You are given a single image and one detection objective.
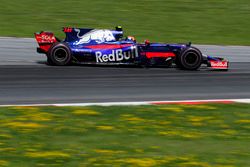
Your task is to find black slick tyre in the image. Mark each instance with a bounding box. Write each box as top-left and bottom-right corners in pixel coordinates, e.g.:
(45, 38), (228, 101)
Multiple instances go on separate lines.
(177, 47), (202, 70)
(46, 56), (55, 66)
(47, 43), (72, 66)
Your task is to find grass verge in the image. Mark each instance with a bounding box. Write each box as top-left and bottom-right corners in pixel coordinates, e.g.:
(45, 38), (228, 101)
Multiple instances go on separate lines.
(0, 103), (250, 166)
(0, 0), (250, 45)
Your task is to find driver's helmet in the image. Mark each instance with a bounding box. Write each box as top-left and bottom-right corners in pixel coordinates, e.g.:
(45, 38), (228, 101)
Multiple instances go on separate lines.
(115, 26), (123, 31)
(114, 26), (123, 40)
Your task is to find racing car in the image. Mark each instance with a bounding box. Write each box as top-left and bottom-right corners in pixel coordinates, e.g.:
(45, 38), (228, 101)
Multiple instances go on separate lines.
(34, 26), (229, 70)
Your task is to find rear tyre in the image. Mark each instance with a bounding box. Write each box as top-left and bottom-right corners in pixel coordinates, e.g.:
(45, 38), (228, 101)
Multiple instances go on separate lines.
(176, 47), (202, 70)
(47, 43), (72, 66)
(46, 56), (55, 66)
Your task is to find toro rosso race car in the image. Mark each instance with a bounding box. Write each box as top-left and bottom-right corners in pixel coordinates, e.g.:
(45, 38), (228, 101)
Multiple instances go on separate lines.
(35, 26), (228, 70)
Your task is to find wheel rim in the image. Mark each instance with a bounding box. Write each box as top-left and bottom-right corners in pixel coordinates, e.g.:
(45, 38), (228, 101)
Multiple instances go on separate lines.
(184, 52), (199, 66)
(54, 48), (68, 62)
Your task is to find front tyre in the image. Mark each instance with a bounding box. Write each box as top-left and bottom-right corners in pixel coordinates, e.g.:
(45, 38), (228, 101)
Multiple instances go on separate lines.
(177, 47), (202, 70)
(47, 43), (72, 66)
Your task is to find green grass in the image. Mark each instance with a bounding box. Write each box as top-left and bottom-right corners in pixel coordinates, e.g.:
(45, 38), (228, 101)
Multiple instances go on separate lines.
(0, 0), (250, 45)
(0, 103), (250, 166)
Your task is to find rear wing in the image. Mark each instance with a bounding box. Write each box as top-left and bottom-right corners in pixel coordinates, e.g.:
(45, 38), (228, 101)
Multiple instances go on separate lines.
(34, 27), (93, 53)
(34, 32), (58, 53)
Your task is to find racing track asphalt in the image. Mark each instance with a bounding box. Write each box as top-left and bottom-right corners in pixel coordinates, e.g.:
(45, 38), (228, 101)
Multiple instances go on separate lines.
(0, 38), (250, 105)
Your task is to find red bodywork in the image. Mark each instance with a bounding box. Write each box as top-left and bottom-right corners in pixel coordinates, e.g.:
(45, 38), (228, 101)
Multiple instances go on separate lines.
(85, 44), (133, 50)
(63, 27), (73, 33)
(145, 52), (175, 59)
(209, 60), (229, 70)
(34, 32), (57, 53)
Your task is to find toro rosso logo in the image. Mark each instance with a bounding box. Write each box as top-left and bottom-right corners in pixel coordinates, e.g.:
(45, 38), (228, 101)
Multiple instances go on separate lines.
(95, 49), (135, 62)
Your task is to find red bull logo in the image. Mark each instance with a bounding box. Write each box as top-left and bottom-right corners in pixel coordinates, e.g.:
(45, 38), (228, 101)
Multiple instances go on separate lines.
(95, 49), (135, 62)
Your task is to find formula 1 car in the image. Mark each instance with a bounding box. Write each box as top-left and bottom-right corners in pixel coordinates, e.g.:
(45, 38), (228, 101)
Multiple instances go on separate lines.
(35, 26), (229, 70)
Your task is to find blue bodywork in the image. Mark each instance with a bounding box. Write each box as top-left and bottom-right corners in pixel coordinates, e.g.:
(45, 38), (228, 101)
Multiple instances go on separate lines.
(62, 28), (187, 65)
(35, 26), (229, 70)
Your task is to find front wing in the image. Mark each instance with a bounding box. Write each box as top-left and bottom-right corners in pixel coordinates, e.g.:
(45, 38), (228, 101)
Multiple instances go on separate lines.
(205, 55), (229, 70)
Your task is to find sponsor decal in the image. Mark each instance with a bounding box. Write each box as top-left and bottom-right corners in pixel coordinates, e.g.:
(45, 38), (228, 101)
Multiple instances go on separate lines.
(95, 49), (135, 63)
(63, 27), (73, 33)
(35, 33), (56, 44)
(210, 61), (228, 69)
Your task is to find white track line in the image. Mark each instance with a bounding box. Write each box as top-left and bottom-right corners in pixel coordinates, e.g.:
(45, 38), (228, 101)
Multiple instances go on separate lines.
(0, 99), (250, 107)
(233, 99), (250, 103)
